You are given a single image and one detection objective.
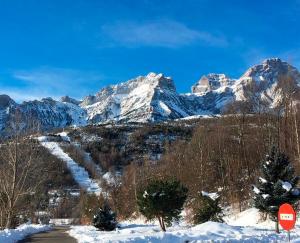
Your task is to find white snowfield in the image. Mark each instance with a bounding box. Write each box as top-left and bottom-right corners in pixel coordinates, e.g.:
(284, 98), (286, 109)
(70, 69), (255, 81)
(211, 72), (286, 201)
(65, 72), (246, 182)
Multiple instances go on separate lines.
(0, 224), (51, 243)
(38, 136), (101, 195)
(68, 208), (300, 242)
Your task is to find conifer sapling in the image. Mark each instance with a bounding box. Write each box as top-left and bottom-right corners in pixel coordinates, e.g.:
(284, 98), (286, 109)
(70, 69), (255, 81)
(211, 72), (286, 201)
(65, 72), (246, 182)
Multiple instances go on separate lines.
(137, 178), (188, 232)
(92, 203), (117, 231)
(253, 146), (300, 233)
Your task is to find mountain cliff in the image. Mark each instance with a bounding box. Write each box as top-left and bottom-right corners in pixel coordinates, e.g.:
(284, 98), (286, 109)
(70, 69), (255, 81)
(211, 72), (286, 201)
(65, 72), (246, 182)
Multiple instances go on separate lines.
(80, 72), (191, 122)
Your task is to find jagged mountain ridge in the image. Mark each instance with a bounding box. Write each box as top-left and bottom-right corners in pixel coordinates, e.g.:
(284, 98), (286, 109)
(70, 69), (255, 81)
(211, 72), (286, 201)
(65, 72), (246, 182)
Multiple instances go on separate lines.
(0, 58), (299, 135)
(81, 72), (191, 123)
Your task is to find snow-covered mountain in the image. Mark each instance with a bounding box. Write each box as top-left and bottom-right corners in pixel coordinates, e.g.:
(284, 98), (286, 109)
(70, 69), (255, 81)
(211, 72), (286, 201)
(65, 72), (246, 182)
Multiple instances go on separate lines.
(80, 72), (191, 122)
(0, 97), (87, 136)
(233, 58), (300, 107)
(0, 58), (299, 135)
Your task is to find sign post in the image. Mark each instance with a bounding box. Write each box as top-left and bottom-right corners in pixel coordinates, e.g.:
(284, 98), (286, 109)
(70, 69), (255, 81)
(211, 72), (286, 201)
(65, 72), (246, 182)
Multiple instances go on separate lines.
(278, 203), (296, 242)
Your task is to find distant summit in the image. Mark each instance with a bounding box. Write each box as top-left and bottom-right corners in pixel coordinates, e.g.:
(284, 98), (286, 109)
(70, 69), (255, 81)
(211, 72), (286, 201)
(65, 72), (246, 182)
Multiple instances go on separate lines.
(192, 74), (233, 94)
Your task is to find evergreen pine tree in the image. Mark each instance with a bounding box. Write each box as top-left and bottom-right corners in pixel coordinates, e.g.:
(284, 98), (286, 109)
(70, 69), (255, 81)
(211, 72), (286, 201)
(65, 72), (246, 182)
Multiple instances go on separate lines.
(253, 146), (300, 233)
(193, 192), (224, 224)
(92, 203), (117, 231)
(137, 178), (188, 232)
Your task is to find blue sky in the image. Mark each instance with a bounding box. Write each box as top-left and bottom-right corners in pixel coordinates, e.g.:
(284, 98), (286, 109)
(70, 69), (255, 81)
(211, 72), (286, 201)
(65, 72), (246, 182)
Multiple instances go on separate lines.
(1, 0), (300, 102)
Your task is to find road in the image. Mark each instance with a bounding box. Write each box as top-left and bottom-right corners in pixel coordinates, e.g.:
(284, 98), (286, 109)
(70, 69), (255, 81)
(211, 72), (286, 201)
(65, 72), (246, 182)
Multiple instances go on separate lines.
(18, 226), (77, 243)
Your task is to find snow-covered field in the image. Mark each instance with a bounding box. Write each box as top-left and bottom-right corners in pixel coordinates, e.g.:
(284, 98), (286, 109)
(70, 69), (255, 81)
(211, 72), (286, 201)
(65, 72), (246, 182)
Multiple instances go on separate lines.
(0, 224), (51, 243)
(68, 208), (300, 242)
(38, 135), (102, 195)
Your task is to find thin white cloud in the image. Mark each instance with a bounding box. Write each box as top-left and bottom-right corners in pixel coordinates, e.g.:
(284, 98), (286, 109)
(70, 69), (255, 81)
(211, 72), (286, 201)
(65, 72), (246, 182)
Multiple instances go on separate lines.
(9, 67), (105, 102)
(13, 67), (103, 89)
(101, 19), (228, 48)
(0, 88), (60, 103)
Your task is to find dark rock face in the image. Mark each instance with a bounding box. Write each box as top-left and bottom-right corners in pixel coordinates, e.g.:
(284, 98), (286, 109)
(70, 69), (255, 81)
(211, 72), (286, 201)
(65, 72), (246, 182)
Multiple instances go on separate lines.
(0, 94), (16, 109)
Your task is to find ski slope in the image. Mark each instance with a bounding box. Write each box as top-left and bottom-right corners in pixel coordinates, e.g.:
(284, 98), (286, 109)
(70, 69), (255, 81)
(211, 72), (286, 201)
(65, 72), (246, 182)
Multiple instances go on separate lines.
(38, 136), (101, 195)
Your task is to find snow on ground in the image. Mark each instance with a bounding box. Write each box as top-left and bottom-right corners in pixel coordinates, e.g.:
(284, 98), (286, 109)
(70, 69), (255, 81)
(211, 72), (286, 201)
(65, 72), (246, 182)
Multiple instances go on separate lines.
(38, 136), (101, 195)
(68, 208), (300, 242)
(0, 224), (51, 243)
(175, 114), (217, 121)
(225, 208), (273, 228)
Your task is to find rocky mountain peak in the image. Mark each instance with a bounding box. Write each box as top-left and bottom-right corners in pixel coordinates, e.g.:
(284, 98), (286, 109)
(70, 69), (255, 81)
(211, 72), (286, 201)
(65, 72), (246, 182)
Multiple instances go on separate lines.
(240, 58), (299, 83)
(192, 73), (232, 94)
(0, 95), (16, 109)
(143, 72), (176, 91)
(263, 57), (282, 65)
(234, 58), (300, 104)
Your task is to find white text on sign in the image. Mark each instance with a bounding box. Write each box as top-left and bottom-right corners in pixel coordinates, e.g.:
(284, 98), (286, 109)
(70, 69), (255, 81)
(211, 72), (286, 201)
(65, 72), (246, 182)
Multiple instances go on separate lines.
(280, 214), (294, 221)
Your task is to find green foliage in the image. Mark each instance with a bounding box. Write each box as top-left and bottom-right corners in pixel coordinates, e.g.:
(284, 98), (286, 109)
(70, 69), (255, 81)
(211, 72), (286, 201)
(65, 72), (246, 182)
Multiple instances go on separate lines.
(137, 178), (188, 231)
(193, 193), (224, 224)
(253, 146), (300, 222)
(92, 203), (117, 231)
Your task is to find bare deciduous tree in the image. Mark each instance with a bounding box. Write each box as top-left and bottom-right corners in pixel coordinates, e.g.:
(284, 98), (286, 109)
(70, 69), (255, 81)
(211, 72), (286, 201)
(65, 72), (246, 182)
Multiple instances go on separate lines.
(0, 138), (42, 229)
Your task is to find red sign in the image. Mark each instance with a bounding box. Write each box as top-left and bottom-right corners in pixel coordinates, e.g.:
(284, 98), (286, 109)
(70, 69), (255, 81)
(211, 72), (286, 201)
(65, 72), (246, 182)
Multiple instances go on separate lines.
(278, 203), (296, 231)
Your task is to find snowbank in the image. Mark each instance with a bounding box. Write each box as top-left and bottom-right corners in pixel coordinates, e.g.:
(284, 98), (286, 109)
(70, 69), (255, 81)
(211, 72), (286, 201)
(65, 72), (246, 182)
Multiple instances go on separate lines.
(68, 221), (300, 242)
(0, 224), (51, 243)
(68, 208), (300, 242)
(225, 208), (273, 228)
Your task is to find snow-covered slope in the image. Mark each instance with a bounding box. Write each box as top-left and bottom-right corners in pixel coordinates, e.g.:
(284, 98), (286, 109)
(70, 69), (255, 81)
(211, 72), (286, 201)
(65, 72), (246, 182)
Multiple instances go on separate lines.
(38, 135), (101, 195)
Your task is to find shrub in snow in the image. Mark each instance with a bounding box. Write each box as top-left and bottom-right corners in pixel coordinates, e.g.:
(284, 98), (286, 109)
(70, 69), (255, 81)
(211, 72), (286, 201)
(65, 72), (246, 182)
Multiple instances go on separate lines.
(137, 178), (188, 232)
(192, 191), (224, 224)
(92, 204), (117, 231)
(253, 146), (300, 233)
